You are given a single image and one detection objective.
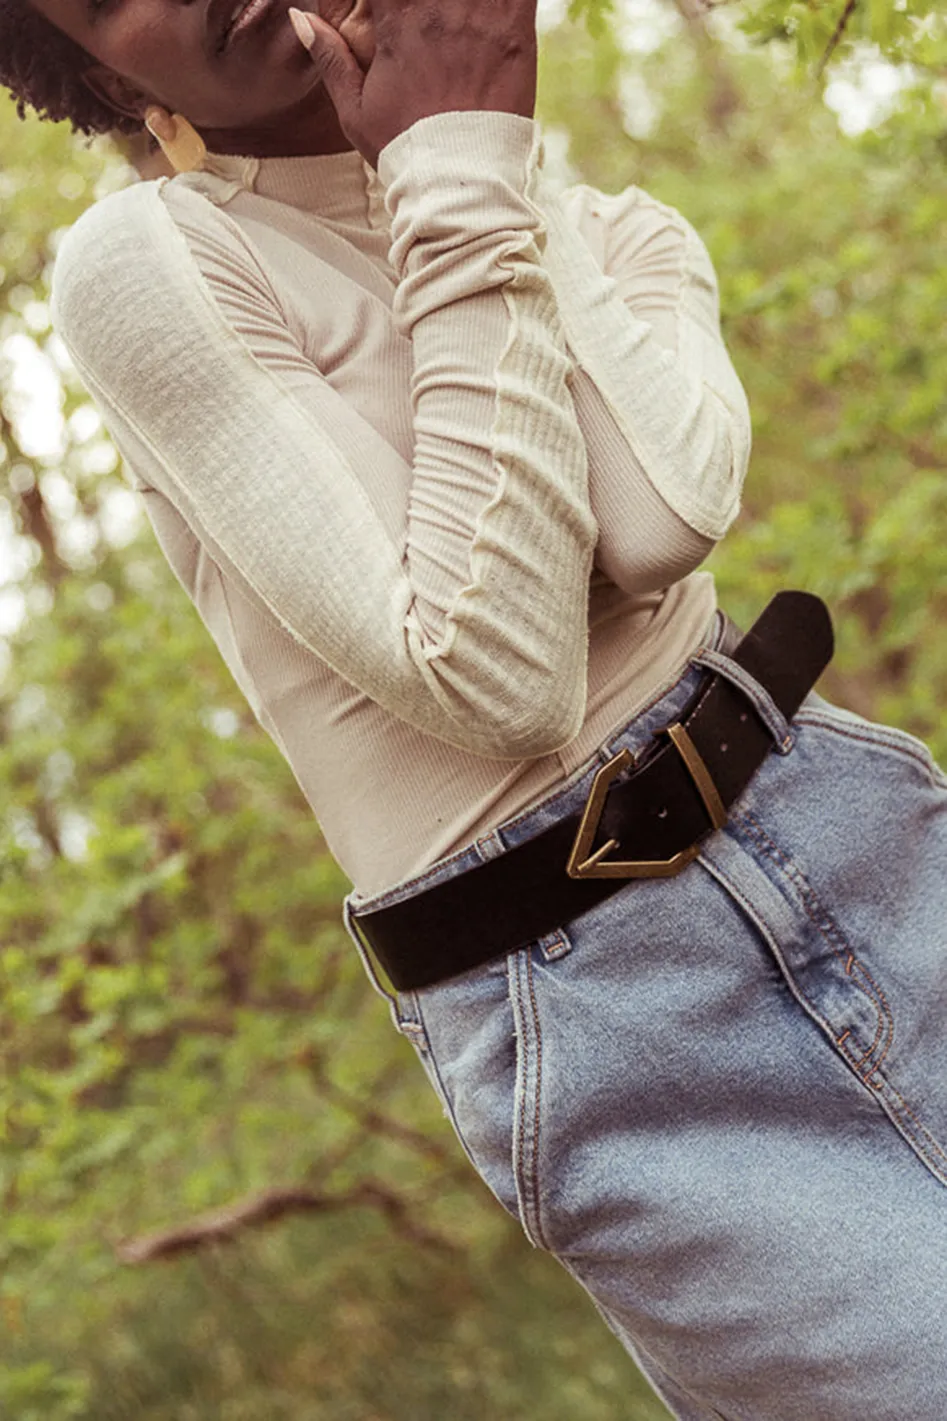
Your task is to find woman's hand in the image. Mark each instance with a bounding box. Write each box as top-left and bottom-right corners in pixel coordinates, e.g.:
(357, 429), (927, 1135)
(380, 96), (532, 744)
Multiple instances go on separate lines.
(288, 0), (539, 170)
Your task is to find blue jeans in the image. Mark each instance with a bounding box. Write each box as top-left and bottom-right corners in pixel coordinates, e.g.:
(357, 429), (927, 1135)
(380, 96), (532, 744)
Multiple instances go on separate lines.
(345, 612), (947, 1419)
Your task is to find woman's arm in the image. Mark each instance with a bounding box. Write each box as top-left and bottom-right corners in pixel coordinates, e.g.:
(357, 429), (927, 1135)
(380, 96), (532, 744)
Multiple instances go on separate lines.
(298, 0), (748, 591)
(50, 116), (598, 761)
(541, 183), (752, 594)
(372, 121), (748, 604)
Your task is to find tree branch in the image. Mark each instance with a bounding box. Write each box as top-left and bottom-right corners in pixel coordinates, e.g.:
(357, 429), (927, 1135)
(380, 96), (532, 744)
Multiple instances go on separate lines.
(115, 1181), (460, 1263)
(305, 1064), (462, 1172)
(885, 433), (947, 472)
(815, 0), (858, 79)
(18, 486), (68, 588)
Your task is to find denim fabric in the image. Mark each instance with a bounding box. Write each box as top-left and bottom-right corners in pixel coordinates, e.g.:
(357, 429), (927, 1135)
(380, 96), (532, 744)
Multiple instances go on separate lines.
(345, 612), (947, 1419)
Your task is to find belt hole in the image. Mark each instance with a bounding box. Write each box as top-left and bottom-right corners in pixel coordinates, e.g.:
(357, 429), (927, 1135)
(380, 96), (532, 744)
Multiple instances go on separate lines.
(720, 741), (728, 753)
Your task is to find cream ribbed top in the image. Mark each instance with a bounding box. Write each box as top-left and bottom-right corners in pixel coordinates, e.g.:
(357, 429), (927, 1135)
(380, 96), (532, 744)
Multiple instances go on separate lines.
(50, 111), (751, 895)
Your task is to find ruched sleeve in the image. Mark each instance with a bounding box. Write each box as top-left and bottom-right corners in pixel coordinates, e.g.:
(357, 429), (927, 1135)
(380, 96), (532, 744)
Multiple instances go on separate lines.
(51, 111), (750, 764)
(540, 180), (751, 591)
(50, 113), (598, 760)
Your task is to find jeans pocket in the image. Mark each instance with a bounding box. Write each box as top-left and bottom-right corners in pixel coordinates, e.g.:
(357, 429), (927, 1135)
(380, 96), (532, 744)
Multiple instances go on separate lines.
(702, 745), (947, 1194)
(390, 988), (432, 1053)
(405, 959), (530, 1230)
(506, 945), (552, 1251)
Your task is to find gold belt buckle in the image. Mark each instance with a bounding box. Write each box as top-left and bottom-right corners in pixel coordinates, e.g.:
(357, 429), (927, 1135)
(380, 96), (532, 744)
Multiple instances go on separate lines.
(566, 723), (728, 880)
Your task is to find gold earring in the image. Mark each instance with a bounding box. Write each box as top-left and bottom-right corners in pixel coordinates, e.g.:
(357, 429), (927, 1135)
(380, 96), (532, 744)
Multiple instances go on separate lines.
(143, 106), (207, 174)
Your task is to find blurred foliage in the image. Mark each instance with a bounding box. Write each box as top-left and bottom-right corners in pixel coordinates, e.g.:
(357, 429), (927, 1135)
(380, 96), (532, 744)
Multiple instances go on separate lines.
(1, 0), (946, 1413)
(579, 0), (947, 77)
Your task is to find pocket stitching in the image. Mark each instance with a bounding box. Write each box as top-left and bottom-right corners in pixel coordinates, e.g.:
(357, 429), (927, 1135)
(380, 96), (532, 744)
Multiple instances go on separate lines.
(740, 811), (895, 1075)
(877, 1079), (947, 1183)
(705, 826), (947, 1190)
(408, 995), (484, 1172)
(509, 948), (550, 1251)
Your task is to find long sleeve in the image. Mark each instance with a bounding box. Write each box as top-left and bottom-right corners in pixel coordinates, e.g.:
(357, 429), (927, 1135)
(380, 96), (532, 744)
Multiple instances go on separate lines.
(50, 113), (598, 761)
(375, 117), (750, 601)
(542, 182), (751, 590)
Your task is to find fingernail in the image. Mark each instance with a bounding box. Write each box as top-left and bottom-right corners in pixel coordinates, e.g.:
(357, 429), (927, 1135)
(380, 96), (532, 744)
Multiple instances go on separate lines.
(144, 106), (176, 143)
(288, 7), (316, 47)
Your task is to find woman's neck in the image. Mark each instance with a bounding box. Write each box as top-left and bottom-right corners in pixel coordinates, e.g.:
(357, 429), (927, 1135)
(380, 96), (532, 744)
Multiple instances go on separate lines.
(201, 88), (356, 161)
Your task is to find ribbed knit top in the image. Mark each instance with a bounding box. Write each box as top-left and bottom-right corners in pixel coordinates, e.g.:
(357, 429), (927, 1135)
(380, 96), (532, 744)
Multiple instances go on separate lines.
(50, 111), (751, 895)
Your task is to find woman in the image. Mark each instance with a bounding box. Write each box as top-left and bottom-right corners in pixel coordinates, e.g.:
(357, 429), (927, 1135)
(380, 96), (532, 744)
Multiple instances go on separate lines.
(4, 0), (947, 1413)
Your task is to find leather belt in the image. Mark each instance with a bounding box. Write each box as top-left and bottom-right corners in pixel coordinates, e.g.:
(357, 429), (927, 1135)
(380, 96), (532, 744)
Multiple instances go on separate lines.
(351, 591), (834, 993)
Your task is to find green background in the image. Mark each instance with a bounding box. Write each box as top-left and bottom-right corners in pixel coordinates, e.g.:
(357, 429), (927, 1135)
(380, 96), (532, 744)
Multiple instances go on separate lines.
(1, 0), (945, 1413)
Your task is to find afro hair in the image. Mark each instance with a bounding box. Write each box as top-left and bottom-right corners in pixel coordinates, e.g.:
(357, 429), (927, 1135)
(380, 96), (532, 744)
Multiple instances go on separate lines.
(0, 0), (143, 137)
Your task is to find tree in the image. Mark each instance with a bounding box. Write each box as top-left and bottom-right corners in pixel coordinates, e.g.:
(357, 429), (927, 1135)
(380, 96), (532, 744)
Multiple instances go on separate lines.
(2, 0), (945, 1412)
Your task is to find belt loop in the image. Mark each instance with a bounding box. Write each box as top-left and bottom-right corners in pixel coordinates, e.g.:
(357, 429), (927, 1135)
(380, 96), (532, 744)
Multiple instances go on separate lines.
(475, 829), (506, 862)
(689, 646), (796, 755)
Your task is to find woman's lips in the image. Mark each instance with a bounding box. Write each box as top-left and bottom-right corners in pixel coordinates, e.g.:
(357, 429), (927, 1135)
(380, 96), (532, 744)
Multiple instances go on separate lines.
(217, 0), (372, 64)
(223, 0), (282, 51)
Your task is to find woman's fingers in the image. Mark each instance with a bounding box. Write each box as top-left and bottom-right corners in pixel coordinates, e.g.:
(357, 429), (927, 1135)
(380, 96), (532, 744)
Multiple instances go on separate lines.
(308, 0), (353, 28)
(289, 0), (539, 169)
(288, 8), (365, 116)
(367, 0), (538, 28)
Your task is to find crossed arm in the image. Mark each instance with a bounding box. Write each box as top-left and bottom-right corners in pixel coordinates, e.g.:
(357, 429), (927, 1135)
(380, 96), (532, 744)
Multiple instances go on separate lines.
(51, 111), (750, 759)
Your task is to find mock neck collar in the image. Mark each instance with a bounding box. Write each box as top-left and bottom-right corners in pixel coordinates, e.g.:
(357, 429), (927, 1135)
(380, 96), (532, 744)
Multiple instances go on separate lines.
(192, 146), (388, 229)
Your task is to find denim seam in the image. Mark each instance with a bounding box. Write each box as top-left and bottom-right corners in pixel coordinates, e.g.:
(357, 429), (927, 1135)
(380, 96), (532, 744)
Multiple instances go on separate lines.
(511, 955), (532, 1242)
(410, 992), (481, 1165)
(739, 812), (894, 1075)
(526, 948), (548, 1249)
(706, 830), (947, 1187)
(701, 847), (855, 1061)
(552, 1254), (735, 1420)
(509, 949), (549, 1251)
(878, 1080), (947, 1182)
(348, 835), (486, 914)
(794, 710), (945, 790)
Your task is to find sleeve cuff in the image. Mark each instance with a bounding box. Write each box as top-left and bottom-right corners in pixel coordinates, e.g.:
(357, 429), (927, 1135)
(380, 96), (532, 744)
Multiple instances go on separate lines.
(376, 112), (548, 294)
(378, 110), (544, 199)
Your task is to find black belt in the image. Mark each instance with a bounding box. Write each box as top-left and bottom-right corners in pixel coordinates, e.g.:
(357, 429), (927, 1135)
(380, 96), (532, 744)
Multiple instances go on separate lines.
(352, 591), (834, 993)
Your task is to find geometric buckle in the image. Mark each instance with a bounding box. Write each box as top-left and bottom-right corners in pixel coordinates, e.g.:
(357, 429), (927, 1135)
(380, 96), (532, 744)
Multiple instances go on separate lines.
(565, 723), (728, 880)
